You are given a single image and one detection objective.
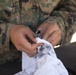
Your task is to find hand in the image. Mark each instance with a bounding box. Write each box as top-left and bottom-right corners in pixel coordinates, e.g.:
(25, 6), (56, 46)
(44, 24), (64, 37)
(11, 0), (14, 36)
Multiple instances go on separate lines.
(9, 25), (42, 57)
(37, 23), (61, 46)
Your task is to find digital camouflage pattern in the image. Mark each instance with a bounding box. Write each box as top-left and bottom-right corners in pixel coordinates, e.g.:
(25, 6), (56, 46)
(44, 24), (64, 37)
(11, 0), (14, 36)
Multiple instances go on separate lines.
(0, 0), (76, 64)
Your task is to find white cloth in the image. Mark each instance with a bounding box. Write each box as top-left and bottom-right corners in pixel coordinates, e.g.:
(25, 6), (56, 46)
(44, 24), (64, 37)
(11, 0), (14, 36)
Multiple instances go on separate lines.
(15, 38), (69, 75)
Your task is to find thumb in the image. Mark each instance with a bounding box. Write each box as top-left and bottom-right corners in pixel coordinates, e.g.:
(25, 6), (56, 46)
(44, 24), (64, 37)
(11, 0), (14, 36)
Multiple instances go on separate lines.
(24, 27), (36, 42)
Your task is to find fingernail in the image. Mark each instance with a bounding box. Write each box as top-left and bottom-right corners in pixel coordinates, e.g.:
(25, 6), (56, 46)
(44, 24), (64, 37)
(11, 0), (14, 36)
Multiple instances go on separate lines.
(35, 30), (41, 38)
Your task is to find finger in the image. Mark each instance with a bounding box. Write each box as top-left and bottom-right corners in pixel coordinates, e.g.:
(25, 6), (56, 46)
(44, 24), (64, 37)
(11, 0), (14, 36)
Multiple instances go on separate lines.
(50, 35), (61, 46)
(37, 23), (48, 31)
(19, 34), (43, 52)
(47, 30), (61, 43)
(37, 26), (46, 33)
(42, 25), (55, 40)
(36, 23), (49, 37)
(18, 31), (43, 50)
(26, 27), (35, 35)
(31, 43), (43, 51)
(24, 27), (36, 42)
(19, 42), (43, 56)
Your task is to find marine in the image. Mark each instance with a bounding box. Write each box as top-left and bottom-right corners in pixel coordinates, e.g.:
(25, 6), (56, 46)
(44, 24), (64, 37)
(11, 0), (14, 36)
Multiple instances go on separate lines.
(0, 0), (76, 64)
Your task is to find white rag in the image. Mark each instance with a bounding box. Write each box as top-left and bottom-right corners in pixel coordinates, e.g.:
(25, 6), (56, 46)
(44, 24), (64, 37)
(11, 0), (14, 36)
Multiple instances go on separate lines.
(15, 38), (69, 75)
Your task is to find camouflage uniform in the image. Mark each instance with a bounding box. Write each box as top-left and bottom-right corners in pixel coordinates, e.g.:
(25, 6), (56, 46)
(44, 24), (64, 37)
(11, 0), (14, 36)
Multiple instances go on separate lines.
(0, 0), (76, 64)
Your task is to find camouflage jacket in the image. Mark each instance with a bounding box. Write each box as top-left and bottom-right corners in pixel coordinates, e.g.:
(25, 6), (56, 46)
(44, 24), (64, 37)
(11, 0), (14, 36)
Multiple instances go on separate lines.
(0, 0), (76, 64)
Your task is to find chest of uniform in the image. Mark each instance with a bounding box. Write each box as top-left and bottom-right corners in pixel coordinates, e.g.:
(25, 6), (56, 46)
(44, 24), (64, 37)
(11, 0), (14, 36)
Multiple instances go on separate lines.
(3, 0), (60, 16)
(21, 0), (54, 14)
